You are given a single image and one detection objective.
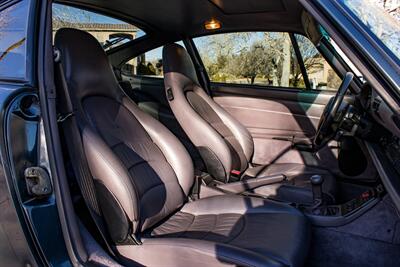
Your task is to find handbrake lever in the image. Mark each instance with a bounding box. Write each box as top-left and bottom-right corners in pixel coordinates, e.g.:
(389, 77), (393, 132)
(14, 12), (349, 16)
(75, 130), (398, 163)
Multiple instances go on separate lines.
(272, 136), (315, 152)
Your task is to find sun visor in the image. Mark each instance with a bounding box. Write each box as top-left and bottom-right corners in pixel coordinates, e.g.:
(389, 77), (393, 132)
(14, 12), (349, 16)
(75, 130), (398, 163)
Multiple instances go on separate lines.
(301, 11), (322, 45)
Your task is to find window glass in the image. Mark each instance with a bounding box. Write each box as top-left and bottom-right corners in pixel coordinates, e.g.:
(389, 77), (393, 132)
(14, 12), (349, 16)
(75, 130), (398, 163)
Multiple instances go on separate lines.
(294, 34), (342, 90)
(193, 32), (341, 90)
(338, 0), (400, 62)
(193, 32), (306, 88)
(52, 3), (144, 51)
(122, 47), (164, 78)
(121, 41), (184, 79)
(0, 0), (31, 80)
(327, 37), (364, 83)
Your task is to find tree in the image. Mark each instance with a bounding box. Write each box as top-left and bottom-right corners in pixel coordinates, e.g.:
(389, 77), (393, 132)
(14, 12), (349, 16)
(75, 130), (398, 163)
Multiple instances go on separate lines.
(260, 32), (294, 86)
(280, 34), (291, 87)
(291, 35), (324, 87)
(0, 5), (14, 40)
(53, 4), (94, 29)
(227, 42), (269, 84)
(196, 33), (251, 82)
(0, 5), (26, 63)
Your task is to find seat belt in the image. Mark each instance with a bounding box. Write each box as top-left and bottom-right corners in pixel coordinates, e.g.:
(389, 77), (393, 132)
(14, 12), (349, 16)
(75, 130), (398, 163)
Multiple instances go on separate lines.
(53, 48), (117, 256)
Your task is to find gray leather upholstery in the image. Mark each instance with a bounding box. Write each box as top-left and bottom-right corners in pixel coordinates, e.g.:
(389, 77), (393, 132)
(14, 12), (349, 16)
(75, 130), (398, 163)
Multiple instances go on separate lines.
(56, 29), (194, 235)
(163, 43), (336, 203)
(119, 195), (310, 267)
(163, 44), (253, 181)
(55, 28), (310, 267)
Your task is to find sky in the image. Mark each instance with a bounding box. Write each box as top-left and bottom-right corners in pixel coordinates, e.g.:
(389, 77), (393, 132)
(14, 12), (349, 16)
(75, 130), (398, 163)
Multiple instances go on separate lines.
(53, 3), (124, 24)
(53, 4), (146, 41)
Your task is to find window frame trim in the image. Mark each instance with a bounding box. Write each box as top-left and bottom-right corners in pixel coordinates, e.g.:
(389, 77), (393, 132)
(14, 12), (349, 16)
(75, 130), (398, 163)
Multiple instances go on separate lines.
(289, 32), (312, 90)
(210, 80), (339, 95)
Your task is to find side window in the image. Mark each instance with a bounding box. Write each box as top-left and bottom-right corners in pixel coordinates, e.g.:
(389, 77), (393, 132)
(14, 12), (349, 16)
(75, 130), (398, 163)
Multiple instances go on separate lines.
(0, 0), (31, 80)
(121, 41), (184, 79)
(121, 47), (164, 79)
(193, 32), (341, 91)
(294, 34), (341, 91)
(52, 4), (144, 51)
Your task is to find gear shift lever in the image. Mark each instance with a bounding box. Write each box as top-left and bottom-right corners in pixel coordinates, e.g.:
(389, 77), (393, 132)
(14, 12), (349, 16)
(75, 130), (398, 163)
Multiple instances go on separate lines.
(310, 175), (324, 204)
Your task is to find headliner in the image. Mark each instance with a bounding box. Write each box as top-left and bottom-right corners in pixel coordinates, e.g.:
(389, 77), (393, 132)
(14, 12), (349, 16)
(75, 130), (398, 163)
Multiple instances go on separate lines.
(56, 0), (305, 37)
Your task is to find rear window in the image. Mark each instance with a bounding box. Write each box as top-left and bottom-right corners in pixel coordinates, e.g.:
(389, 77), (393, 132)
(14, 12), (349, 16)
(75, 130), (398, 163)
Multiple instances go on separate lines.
(52, 3), (145, 51)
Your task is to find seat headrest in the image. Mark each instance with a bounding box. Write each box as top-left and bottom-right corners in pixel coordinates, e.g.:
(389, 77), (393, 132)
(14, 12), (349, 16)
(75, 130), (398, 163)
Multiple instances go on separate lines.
(54, 28), (121, 101)
(163, 43), (199, 84)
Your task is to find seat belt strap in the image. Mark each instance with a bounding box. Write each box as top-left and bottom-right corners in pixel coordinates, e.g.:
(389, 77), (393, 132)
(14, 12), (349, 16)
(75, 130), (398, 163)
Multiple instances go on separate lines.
(54, 48), (116, 256)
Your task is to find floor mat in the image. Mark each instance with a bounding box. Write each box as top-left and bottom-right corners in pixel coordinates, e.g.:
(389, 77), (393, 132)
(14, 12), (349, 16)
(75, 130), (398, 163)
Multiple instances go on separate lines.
(307, 196), (400, 267)
(307, 228), (400, 267)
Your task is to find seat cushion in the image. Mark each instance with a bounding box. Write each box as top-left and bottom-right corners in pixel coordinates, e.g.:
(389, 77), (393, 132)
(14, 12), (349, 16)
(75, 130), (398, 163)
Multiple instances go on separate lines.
(250, 163), (337, 204)
(117, 195), (310, 267)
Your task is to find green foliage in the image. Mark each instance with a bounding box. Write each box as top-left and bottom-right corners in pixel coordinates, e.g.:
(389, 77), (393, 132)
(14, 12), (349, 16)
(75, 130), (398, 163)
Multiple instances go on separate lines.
(196, 32), (339, 89)
(228, 42), (269, 84)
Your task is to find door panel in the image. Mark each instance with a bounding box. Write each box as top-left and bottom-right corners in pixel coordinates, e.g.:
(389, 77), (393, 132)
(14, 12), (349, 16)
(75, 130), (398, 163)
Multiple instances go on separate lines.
(211, 84), (337, 166)
(214, 95), (324, 139)
(213, 84), (334, 139)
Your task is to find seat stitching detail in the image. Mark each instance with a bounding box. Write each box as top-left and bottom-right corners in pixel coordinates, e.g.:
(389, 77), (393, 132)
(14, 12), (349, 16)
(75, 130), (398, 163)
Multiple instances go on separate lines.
(126, 160), (150, 171)
(140, 241), (280, 267)
(89, 144), (137, 220)
(226, 214), (246, 244)
(199, 214), (217, 240)
(181, 212), (197, 238)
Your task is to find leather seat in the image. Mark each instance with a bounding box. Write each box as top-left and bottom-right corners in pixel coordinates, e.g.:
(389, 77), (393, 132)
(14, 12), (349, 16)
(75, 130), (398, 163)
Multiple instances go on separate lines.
(163, 43), (336, 204)
(55, 28), (310, 267)
(120, 195), (310, 267)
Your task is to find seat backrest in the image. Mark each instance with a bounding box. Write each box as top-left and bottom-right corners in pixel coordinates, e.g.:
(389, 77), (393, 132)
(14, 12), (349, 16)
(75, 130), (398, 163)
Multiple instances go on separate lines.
(163, 44), (254, 182)
(55, 29), (194, 243)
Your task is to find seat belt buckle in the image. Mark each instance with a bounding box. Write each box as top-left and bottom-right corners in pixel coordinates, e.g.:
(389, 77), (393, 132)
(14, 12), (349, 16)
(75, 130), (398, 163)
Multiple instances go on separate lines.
(230, 170), (241, 181)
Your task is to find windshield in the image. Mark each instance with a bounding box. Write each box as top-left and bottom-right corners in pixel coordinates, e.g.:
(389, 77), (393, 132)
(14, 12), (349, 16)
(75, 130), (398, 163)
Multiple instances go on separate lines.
(338, 0), (400, 62)
(320, 28), (364, 82)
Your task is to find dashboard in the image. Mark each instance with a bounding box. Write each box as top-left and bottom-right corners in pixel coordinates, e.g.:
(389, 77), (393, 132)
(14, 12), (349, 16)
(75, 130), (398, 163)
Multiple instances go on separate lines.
(369, 90), (400, 138)
(356, 85), (400, 211)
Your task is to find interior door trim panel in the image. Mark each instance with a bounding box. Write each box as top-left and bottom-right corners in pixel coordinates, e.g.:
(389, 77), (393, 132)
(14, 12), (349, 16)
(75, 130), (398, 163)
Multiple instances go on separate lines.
(214, 94), (325, 138)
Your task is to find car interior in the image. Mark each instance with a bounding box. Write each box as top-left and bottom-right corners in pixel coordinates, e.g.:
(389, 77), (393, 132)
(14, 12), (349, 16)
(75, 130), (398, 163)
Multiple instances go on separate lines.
(42, 0), (400, 266)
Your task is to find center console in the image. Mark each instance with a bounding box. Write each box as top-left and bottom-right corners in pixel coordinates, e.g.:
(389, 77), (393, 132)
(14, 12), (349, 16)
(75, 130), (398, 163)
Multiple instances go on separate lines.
(194, 171), (384, 227)
(299, 181), (384, 226)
